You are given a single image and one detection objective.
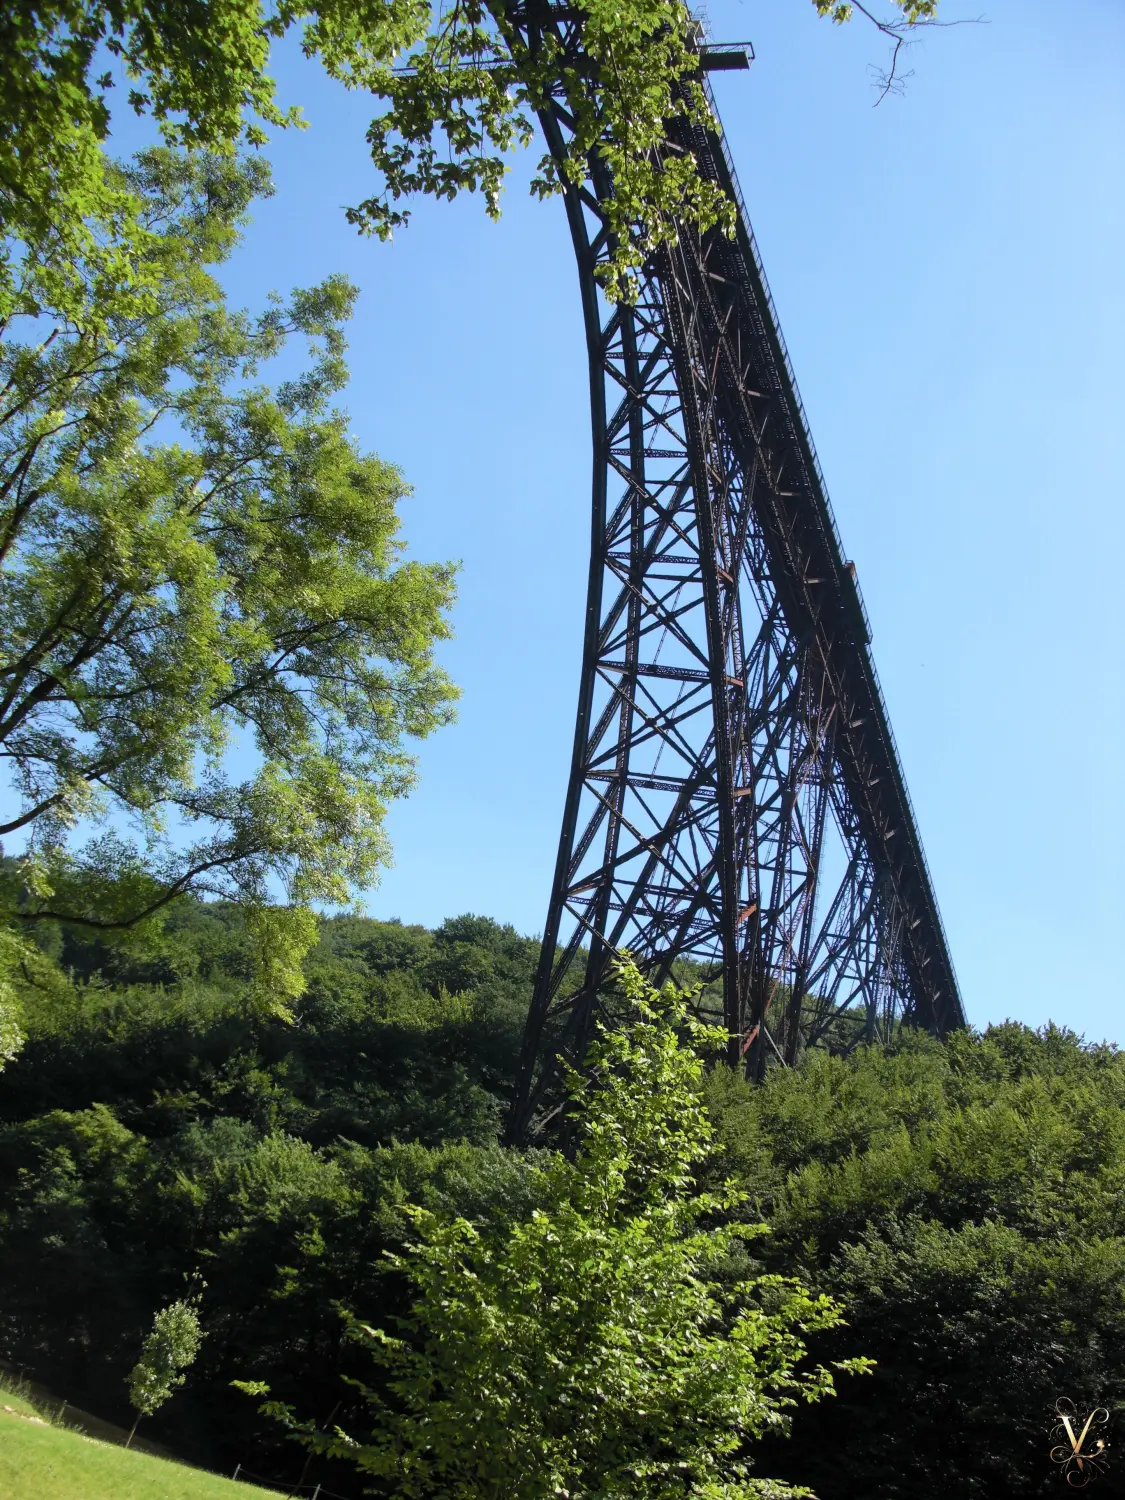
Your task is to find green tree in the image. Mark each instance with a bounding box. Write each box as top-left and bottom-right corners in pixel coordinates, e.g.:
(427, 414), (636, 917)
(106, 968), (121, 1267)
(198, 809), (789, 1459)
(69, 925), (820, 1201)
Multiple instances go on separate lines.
(14, 909), (1125, 1496)
(0, 0), (945, 318)
(0, 994), (19, 1069)
(0, 933), (28, 1070)
(706, 1025), (1125, 1499)
(251, 962), (865, 1498)
(0, 147), (456, 1004)
(126, 1295), (204, 1445)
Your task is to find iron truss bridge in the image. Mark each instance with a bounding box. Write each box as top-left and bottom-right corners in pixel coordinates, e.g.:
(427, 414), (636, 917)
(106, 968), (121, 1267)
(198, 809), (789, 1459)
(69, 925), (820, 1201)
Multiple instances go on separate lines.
(508, 10), (963, 1140)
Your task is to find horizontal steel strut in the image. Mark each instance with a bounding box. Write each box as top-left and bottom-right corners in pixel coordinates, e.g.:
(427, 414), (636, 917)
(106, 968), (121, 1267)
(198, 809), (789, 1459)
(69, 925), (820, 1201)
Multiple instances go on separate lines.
(507, 9), (963, 1141)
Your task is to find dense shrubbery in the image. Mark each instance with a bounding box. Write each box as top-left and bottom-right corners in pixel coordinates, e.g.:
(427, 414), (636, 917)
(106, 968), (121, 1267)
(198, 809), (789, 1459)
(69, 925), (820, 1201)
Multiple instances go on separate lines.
(706, 1028), (1125, 1498)
(1, 901), (1123, 1497)
(0, 904), (535, 1490)
(253, 964), (858, 1500)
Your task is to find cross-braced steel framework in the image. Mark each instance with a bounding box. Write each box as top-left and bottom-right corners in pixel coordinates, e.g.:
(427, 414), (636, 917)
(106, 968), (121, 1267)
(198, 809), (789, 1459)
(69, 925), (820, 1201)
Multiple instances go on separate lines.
(508, 13), (963, 1140)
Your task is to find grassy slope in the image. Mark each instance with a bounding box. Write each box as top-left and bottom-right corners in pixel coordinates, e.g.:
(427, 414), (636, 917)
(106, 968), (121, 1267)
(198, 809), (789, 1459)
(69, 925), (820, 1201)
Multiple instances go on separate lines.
(0, 1393), (281, 1500)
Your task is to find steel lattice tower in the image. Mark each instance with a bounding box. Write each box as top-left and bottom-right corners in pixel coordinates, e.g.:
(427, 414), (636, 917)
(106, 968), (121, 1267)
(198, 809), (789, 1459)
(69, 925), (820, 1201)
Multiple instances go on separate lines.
(508, 16), (963, 1140)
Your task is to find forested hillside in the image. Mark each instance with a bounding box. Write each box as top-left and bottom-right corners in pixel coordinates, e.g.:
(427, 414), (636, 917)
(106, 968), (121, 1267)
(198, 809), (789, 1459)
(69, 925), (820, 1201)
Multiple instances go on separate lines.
(0, 906), (533, 1492)
(2, 902), (1124, 1498)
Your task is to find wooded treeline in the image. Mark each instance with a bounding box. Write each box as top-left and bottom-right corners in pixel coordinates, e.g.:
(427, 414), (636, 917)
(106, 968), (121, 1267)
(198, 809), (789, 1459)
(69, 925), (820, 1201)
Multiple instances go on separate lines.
(2, 901), (1124, 1498)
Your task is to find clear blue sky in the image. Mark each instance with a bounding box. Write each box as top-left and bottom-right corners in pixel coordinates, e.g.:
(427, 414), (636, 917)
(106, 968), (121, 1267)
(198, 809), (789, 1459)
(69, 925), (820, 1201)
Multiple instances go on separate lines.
(158, 1), (1125, 1039)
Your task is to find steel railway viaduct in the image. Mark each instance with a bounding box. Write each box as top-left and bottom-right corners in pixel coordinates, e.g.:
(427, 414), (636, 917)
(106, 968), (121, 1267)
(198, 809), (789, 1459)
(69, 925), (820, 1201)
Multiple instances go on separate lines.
(507, 12), (963, 1140)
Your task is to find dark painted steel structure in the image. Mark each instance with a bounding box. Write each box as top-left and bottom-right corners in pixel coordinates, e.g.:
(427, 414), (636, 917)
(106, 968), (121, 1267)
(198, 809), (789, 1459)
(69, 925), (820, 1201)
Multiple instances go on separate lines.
(508, 12), (963, 1140)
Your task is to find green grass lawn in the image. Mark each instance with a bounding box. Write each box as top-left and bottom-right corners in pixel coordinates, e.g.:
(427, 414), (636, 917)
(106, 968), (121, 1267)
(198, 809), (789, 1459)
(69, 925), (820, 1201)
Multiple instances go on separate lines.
(0, 1387), (282, 1500)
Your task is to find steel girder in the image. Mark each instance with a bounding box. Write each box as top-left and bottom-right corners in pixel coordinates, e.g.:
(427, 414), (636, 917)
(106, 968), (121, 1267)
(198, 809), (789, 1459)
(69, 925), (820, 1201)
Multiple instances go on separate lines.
(507, 12), (962, 1140)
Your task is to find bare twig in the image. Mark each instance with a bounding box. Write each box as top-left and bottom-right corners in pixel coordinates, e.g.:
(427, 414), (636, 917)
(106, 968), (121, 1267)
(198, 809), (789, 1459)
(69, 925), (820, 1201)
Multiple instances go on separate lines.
(847, 3), (985, 105)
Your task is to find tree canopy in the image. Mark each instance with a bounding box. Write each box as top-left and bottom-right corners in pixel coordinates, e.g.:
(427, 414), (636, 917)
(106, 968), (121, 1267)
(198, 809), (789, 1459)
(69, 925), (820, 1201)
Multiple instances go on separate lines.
(252, 962), (862, 1499)
(0, 148), (456, 1028)
(1, 0), (946, 316)
(2, 906), (1123, 1498)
